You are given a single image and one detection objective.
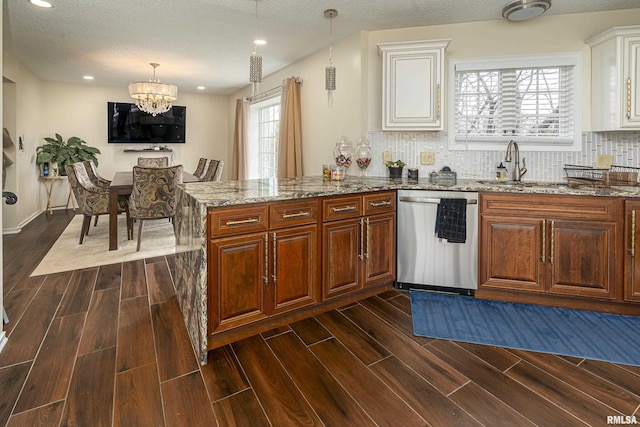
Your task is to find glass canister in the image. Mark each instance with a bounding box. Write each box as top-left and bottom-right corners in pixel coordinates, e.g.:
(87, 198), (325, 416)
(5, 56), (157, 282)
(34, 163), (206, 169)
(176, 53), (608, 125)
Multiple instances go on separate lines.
(333, 136), (354, 172)
(355, 136), (373, 176)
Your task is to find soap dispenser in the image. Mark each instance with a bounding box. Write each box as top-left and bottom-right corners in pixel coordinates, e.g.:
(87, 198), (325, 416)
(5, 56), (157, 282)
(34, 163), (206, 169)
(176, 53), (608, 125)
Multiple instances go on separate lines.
(496, 162), (508, 181)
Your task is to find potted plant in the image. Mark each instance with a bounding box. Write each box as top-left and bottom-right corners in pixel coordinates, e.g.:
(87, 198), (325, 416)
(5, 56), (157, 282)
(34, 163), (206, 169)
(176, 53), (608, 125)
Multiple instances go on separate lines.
(36, 134), (101, 176)
(385, 159), (406, 178)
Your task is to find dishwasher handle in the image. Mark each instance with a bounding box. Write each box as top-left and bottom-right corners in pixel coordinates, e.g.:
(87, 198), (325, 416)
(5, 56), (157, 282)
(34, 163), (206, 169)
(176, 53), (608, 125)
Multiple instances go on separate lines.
(399, 196), (478, 205)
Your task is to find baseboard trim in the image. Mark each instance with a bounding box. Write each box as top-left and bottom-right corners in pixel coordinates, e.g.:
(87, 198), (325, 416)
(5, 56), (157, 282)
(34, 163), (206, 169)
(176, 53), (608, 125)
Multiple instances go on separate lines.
(2, 209), (47, 235)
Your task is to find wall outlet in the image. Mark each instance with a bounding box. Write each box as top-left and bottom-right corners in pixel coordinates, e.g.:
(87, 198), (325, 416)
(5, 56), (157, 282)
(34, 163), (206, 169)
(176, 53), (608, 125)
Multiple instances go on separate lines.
(420, 152), (435, 165)
(383, 151), (392, 163)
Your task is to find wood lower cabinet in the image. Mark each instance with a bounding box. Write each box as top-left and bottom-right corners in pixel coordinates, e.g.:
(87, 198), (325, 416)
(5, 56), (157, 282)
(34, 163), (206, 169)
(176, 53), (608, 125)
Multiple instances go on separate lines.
(624, 200), (640, 302)
(208, 200), (319, 336)
(322, 192), (396, 300)
(479, 193), (620, 304)
(206, 192), (396, 350)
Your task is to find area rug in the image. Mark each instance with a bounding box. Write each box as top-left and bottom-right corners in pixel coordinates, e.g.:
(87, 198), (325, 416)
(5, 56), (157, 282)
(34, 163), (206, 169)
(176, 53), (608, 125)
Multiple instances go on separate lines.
(31, 215), (177, 276)
(410, 290), (640, 367)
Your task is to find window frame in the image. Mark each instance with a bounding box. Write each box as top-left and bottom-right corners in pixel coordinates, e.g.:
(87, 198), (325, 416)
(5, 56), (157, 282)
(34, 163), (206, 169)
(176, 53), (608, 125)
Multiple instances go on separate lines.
(247, 94), (281, 179)
(447, 52), (582, 151)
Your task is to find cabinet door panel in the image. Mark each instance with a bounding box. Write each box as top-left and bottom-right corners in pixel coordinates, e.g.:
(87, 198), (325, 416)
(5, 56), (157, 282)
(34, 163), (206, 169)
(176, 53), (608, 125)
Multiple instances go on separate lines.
(623, 36), (640, 126)
(479, 215), (544, 292)
(270, 226), (318, 314)
(548, 220), (615, 299)
(323, 220), (360, 299)
(363, 213), (396, 286)
(209, 234), (267, 333)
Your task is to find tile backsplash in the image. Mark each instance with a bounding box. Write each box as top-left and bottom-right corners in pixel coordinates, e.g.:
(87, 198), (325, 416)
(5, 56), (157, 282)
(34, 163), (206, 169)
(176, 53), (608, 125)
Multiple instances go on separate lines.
(363, 131), (640, 181)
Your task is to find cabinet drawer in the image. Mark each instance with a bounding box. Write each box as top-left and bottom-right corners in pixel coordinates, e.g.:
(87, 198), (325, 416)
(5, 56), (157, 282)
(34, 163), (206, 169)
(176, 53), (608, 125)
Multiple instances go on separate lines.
(363, 191), (396, 215)
(209, 205), (269, 237)
(481, 193), (618, 221)
(322, 196), (362, 221)
(269, 200), (318, 229)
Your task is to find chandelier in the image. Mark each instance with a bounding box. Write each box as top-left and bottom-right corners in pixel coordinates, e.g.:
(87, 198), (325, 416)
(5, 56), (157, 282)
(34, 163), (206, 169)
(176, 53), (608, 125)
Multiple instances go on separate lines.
(128, 63), (178, 116)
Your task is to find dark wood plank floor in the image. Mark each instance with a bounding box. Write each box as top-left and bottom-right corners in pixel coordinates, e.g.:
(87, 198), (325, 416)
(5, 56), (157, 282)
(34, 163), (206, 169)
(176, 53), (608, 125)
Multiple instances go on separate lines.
(2, 211), (640, 426)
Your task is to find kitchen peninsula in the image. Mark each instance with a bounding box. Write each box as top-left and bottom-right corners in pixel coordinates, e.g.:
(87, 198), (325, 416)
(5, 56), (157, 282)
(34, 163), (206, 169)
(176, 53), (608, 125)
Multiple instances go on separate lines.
(174, 176), (640, 364)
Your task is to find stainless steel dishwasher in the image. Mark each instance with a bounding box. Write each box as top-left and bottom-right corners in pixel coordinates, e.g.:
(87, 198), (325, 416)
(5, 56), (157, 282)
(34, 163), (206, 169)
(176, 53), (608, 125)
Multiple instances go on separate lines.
(396, 190), (478, 295)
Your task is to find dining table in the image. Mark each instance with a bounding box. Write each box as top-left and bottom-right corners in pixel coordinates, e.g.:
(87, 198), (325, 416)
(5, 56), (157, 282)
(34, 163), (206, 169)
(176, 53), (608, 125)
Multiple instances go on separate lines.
(108, 170), (200, 250)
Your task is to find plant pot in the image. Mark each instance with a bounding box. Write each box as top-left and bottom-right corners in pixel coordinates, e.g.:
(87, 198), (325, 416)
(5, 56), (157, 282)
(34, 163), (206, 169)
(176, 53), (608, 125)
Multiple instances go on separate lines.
(388, 166), (403, 179)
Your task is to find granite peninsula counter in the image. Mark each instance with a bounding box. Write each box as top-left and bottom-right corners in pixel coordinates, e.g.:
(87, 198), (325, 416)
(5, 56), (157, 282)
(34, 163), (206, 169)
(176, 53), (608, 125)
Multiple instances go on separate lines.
(174, 176), (640, 364)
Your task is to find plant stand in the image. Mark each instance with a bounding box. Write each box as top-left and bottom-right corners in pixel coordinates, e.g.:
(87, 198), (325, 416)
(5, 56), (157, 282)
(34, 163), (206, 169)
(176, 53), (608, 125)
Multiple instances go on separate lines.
(42, 176), (76, 215)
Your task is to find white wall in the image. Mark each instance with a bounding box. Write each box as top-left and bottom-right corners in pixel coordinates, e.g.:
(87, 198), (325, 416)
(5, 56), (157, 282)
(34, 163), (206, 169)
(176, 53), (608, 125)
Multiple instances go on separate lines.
(229, 31), (366, 176)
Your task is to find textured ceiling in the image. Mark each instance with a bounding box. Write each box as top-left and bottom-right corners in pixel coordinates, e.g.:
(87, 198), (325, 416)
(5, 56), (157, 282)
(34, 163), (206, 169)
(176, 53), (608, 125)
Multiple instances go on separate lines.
(4, 0), (640, 95)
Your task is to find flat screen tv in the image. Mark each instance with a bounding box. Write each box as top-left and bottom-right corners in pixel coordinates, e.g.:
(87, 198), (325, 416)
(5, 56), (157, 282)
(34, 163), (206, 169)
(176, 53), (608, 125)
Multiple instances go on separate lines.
(107, 102), (186, 144)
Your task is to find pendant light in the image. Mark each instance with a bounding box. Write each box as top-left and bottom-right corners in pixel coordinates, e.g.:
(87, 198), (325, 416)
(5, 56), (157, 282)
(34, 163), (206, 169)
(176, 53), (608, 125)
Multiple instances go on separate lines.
(128, 63), (178, 116)
(324, 9), (337, 107)
(249, 0), (265, 96)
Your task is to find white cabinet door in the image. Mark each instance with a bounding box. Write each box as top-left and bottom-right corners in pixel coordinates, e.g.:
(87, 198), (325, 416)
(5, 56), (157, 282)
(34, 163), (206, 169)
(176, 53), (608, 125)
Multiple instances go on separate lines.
(587, 26), (640, 131)
(623, 35), (640, 127)
(378, 39), (450, 131)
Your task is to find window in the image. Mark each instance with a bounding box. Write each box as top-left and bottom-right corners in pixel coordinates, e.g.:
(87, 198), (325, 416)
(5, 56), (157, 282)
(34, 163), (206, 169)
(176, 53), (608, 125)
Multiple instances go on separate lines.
(248, 96), (280, 179)
(448, 53), (581, 151)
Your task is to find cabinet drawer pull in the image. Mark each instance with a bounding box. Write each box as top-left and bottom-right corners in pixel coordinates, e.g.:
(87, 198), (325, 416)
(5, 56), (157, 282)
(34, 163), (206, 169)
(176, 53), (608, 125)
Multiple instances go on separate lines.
(370, 201), (391, 208)
(272, 233), (277, 284)
(627, 77), (632, 120)
(436, 83), (441, 121)
(332, 205), (357, 213)
(226, 218), (259, 226)
(359, 219), (364, 260)
(282, 211), (310, 219)
(549, 220), (555, 265)
(541, 219), (546, 263)
(631, 210), (636, 258)
(264, 234), (269, 285)
(365, 217), (370, 259)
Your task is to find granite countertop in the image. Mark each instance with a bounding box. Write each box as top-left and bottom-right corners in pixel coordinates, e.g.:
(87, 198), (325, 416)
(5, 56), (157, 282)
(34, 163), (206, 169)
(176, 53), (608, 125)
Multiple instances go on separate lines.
(178, 176), (640, 207)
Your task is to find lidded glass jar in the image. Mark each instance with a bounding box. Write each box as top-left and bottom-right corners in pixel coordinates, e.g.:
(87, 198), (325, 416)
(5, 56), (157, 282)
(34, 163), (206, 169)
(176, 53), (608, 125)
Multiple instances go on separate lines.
(333, 136), (354, 171)
(355, 136), (373, 176)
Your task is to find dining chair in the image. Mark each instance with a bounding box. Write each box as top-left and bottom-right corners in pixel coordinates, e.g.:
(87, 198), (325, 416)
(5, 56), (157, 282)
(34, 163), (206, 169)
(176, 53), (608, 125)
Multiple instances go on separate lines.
(193, 157), (208, 179)
(82, 160), (130, 227)
(137, 157), (169, 167)
(128, 165), (183, 251)
(202, 159), (224, 181)
(66, 162), (133, 244)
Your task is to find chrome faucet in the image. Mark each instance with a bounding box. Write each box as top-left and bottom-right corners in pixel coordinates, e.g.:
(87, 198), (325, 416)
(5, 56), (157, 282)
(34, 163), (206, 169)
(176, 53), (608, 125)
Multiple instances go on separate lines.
(505, 140), (527, 182)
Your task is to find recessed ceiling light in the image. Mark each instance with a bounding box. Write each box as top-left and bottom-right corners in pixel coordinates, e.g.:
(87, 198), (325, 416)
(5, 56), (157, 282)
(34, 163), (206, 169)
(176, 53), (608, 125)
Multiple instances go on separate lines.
(254, 39), (267, 46)
(29, 0), (54, 8)
(197, 86), (206, 90)
(83, 75), (94, 80)
(502, 0), (551, 21)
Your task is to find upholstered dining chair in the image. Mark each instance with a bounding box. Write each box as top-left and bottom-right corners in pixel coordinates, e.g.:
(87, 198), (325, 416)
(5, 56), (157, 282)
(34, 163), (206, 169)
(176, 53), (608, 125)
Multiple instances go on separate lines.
(128, 165), (183, 251)
(66, 162), (132, 244)
(82, 160), (110, 188)
(202, 159), (224, 181)
(137, 157), (169, 167)
(193, 157), (208, 179)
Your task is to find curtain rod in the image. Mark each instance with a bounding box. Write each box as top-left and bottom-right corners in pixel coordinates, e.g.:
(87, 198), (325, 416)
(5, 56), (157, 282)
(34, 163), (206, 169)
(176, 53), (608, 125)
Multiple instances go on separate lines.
(248, 77), (303, 102)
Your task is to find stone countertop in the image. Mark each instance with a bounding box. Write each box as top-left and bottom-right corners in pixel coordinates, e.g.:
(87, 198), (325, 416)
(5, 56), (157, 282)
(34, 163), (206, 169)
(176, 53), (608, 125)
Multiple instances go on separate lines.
(178, 176), (640, 207)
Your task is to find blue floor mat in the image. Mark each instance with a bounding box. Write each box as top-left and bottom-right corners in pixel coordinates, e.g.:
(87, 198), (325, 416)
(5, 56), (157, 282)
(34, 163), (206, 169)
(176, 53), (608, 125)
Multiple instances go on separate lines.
(410, 290), (640, 367)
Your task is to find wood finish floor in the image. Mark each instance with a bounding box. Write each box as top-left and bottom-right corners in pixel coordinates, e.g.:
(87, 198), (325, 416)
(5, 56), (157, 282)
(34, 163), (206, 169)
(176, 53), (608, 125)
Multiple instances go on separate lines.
(2, 211), (640, 426)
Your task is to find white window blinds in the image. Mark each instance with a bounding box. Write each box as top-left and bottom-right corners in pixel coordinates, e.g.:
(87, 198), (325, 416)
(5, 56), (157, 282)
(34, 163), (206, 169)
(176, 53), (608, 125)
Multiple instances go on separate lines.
(449, 53), (581, 150)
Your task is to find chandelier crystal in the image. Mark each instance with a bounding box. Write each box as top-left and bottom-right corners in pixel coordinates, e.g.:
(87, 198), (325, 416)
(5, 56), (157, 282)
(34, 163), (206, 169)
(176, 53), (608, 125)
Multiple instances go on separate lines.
(128, 63), (178, 116)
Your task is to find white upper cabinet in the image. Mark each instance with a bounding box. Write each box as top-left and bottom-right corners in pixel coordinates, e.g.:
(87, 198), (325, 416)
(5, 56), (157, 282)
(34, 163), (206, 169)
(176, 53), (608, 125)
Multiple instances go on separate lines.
(587, 26), (640, 131)
(378, 39), (450, 131)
